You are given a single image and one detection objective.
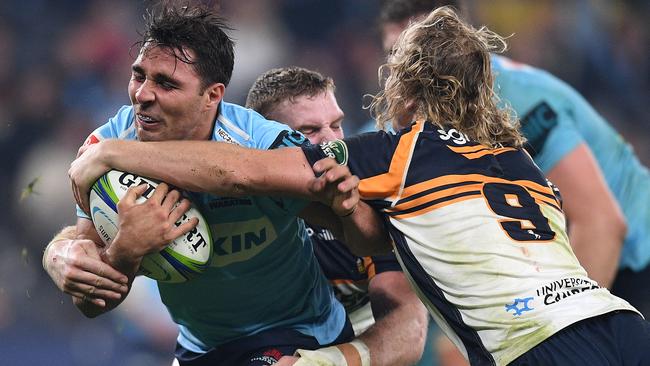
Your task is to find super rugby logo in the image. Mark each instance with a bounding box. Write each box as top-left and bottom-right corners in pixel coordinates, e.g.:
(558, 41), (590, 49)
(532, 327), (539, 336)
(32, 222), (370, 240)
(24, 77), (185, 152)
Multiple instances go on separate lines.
(319, 140), (348, 165)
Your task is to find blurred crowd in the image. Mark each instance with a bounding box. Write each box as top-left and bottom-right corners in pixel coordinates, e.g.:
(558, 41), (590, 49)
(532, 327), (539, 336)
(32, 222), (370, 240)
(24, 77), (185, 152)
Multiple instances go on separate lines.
(0, 0), (648, 365)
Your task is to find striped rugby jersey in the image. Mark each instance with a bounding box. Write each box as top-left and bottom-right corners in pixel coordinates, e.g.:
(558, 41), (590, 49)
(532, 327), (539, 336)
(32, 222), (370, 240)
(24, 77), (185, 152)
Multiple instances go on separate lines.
(303, 120), (638, 365)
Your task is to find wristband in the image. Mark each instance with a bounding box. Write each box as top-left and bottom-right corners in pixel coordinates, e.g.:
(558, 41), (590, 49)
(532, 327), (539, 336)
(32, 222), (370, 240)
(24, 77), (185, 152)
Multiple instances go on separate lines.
(294, 339), (370, 366)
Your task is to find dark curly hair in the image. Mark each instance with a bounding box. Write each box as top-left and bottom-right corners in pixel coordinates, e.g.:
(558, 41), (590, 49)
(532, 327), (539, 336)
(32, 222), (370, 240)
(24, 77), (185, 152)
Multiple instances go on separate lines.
(136, 4), (234, 90)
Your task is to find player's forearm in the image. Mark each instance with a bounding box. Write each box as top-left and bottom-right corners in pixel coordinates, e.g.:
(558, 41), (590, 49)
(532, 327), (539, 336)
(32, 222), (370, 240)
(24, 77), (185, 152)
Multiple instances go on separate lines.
(100, 139), (313, 198)
(340, 203), (392, 257)
(360, 276), (429, 366)
(101, 235), (144, 282)
(568, 215), (626, 288)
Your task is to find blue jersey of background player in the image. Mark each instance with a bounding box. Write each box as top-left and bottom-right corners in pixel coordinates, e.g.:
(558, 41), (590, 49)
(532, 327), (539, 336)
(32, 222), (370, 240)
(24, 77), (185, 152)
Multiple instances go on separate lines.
(375, 0), (650, 317)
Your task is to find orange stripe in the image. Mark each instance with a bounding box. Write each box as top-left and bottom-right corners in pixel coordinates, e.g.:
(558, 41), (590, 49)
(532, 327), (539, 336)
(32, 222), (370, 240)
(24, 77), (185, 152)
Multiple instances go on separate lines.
(398, 174), (555, 203)
(530, 192), (562, 211)
(447, 145), (517, 159)
(391, 192), (561, 220)
(358, 120), (425, 200)
(391, 194), (480, 219)
(387, 183), (483, 213)
(363, 257), (376, 279)
(447, 144), (489, 153)
(493, 147), (517, 155)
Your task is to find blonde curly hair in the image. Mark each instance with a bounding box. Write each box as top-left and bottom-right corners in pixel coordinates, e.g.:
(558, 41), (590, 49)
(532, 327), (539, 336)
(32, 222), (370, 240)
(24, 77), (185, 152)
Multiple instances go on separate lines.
(370, 6), (525, 148)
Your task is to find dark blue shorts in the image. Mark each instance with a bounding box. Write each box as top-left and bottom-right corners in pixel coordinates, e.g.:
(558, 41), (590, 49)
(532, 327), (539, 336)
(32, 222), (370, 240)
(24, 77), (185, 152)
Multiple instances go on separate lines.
(510, 310), (650, 365)
(174, 317), (355, 366)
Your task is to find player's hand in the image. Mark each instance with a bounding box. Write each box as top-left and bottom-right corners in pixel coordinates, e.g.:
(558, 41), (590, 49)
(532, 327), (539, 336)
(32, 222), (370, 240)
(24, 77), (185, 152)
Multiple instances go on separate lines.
(69, 141), (112, 214)
(111, 183), (199, 259)
(44, 238), (129, 307)
(310, 158), (360, 218)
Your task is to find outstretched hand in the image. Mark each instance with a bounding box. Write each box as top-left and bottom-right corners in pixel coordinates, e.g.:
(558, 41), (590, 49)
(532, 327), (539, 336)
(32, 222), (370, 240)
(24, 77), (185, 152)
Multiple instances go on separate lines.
(69, 141), (112, 214)
(309, 158), (360, 217)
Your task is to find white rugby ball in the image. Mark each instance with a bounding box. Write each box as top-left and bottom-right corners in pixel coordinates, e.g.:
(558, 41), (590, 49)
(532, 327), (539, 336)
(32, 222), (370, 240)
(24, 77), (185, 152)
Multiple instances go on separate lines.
(89, 169), (212, 283)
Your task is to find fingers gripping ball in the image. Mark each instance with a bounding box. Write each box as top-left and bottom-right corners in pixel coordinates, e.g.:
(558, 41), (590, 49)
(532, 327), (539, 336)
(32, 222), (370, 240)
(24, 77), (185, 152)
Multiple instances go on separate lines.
(89, 169), (212, 283)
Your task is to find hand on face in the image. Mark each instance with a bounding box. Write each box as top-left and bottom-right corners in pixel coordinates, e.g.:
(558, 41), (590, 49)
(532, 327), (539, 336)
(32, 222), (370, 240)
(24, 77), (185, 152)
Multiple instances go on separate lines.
(112, 183), (199, 259)
(44, 238), (129, 307)
(309, 158), (360, 217)
(69, 141), (112, 214)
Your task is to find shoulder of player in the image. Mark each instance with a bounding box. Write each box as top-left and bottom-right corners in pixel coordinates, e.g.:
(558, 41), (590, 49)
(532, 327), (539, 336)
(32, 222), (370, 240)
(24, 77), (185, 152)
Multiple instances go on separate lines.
(492, 55), (579, 105)
(212, 101), (299, 148)
(92, 105), (136, 141)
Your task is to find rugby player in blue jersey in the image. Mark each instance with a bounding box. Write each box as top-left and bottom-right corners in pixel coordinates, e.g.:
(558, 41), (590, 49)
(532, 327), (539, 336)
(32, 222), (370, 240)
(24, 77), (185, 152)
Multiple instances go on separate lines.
(67, 7), (650, 365)
(41, 5), (387, 365)
(377, 1), (650, 317)
(244, 66), (428, 366)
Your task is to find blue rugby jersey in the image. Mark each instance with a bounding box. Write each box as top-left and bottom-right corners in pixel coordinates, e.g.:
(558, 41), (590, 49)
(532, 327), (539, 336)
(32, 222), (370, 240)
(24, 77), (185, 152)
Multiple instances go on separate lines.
(491, 55), (650, 271)
(77, 102), (346, 352)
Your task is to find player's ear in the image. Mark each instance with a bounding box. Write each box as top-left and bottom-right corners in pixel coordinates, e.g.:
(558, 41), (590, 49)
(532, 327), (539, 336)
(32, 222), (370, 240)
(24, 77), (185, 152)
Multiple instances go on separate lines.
(203, 82), (225, 110)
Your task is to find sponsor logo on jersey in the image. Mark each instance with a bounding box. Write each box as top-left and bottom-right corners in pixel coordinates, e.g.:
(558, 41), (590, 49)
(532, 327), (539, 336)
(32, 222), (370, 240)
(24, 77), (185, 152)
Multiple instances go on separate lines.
(207, 197), (253, 209)
(535, 277), (599, 306)
(209, 217), (278, 267)
(319, 140), (348, 165)
(505, 297), (534, 316)
(437, 128), (470, 144)
(217, 128), (240, 145)
(306, 226), (337, 242)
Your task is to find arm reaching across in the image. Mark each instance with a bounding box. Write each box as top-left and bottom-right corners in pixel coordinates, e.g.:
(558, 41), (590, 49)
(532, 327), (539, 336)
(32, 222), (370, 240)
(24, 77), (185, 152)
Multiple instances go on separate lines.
(69, 139), (390, 253)
(69, 139), (317, 214)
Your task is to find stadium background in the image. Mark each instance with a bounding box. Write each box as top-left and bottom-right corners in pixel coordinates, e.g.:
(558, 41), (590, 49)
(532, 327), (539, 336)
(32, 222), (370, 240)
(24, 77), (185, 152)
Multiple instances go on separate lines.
(0, 0), (648, 365)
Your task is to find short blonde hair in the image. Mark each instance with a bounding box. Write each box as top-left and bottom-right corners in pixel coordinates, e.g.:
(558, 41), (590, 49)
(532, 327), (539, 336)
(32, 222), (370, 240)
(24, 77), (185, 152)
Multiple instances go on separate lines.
(246, 66), (334, 118)
(370, 6), (524, 148)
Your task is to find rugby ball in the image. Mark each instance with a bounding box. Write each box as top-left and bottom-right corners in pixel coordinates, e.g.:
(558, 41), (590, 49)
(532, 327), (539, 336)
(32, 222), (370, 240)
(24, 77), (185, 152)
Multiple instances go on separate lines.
(89, 169), (212, 283)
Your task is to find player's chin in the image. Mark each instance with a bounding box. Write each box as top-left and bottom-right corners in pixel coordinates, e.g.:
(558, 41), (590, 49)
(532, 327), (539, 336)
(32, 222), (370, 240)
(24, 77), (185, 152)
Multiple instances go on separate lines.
(135, 128), (162, 142)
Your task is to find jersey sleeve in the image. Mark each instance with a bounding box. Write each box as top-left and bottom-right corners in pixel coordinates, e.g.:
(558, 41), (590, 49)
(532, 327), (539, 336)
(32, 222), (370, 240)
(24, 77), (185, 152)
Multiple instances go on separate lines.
(243, 111), (312, 215)
(76, 105), (134, 219)
(520, 101), (583, 173)
(369, 253), (402, 278)
(301, 130), (399, 180)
